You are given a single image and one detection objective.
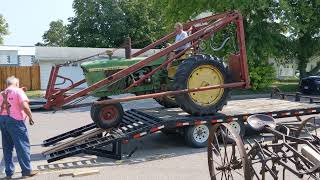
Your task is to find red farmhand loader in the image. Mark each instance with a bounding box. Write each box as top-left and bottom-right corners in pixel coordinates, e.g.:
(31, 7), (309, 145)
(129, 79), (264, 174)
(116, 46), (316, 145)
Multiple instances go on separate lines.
(42, 11), (250, 129)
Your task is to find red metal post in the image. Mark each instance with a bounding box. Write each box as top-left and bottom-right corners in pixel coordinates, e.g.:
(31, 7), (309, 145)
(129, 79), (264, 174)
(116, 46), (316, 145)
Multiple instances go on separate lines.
(235, 14), (250, 88)
(45, 65), (60, 100)
(45, 66), (55, 99)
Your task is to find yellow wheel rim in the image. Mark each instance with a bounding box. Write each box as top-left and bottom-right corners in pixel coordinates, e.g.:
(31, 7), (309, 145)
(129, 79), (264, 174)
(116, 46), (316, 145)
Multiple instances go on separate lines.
(187, 65), (224, 106)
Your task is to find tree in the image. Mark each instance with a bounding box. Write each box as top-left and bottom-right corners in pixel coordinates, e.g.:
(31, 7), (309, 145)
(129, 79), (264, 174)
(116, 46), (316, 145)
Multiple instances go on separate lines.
(42, 20), (68, 46)
(153, 0), (282, 89)
(281, 0), (320, 78)
(67, 0), (166, 48)
(0, 14), (9, 44)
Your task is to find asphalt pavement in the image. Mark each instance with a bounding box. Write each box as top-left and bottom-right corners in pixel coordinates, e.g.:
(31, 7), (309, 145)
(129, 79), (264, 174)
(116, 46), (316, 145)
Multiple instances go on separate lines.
(0, 96), (318, 179)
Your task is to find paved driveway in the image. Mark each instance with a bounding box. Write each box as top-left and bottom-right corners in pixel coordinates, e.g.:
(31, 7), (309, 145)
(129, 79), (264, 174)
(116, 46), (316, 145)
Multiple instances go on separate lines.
(0, 97), (318, 179)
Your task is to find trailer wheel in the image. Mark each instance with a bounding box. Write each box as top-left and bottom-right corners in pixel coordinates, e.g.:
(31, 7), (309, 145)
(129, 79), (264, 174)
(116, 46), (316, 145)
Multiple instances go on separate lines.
(91, 102), (124, 129)
(174, 54), (229, 115)
(154, 96), (179, 108)
(185, 124), (210, 148)
(220, 121), (246, 143)
(90, 97), (108, 121)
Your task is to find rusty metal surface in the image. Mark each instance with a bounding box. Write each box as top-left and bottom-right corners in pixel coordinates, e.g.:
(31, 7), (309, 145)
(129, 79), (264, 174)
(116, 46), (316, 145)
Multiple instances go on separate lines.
(95, 82), (245, 105)
(228, 54), (242, 82)
(208, 114), (320, 179)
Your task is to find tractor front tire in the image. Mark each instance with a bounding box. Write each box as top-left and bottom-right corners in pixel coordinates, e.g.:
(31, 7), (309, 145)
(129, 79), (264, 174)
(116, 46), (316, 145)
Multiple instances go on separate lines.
(174, 54), (229, 115)
(90, 101), (124, 129)
(154, 96), (179, 108)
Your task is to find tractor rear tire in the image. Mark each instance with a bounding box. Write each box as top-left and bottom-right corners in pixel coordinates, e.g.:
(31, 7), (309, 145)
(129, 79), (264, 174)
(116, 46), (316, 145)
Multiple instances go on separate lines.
(174, 54), (229, 115)
(154, 96), (179, 108)
(90, 100), (124, 129)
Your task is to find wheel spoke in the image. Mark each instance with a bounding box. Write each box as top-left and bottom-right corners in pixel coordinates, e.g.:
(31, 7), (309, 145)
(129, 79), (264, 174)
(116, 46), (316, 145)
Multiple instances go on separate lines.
(220, 127), (229, 165)
(313, 119), (318, 137)
(214, 133), (224, 163)
(221, 171), (225, 180)
(233, 169), (244, 177)
(214, 170), (222, 176)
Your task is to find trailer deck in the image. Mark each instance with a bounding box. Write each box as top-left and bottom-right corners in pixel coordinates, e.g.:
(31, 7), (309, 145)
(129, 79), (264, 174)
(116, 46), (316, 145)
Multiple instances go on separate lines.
(42, 97), (320, 163)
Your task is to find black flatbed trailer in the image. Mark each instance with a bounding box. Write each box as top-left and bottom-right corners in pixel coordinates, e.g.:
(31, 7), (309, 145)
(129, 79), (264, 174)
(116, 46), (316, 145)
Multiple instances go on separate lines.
(42, 96), (320, 163)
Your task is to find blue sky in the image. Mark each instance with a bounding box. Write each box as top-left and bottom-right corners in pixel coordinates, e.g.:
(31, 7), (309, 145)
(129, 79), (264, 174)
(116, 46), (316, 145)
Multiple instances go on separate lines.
(0, 0), (74, 45)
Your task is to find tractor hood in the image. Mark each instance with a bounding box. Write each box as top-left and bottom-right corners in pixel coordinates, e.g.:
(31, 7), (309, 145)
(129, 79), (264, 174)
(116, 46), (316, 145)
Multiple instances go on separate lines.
(81, 56), (166, 72)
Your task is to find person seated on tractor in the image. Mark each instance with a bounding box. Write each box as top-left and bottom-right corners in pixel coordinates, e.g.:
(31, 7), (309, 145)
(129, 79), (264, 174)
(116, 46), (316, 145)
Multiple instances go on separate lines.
(167, 22), (191, 70)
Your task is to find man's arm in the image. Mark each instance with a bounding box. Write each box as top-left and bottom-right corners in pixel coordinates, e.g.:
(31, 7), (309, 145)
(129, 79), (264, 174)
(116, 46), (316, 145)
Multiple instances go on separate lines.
(22, 101), (34, 125)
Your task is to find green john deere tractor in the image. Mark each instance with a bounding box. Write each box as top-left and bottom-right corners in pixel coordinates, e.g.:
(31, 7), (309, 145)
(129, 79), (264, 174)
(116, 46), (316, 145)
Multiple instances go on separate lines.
(81, 53), (229, 129)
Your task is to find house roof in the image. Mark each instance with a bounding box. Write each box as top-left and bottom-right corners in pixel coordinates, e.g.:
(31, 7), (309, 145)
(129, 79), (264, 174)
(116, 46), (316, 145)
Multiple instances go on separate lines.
(0, 45), (35, 56)
(36, 46), (159, 62)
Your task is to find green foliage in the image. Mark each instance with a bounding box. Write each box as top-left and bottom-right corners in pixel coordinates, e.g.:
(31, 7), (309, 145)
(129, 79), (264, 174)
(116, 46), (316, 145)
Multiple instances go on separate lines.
(0, 14), (9, 44)
(280, 0), (320, 78)
(67, 0), (165, 48)
(248, 59), (276, 90)
(42, 20), (68, 46)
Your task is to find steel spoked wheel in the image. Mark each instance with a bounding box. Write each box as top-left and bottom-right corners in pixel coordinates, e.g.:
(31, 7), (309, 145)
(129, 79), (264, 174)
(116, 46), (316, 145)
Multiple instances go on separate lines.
(207, 123), (250, 180)
(91, 101), (124, 129)
(296, 117), (320, 146)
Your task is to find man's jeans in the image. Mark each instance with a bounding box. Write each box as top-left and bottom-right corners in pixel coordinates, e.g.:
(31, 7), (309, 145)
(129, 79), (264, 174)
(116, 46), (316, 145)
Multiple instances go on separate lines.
(0, 115), (31, 176)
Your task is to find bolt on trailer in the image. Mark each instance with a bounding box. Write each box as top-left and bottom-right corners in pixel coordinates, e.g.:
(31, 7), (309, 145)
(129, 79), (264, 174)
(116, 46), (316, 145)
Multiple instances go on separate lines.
(42, 11), (250, 129)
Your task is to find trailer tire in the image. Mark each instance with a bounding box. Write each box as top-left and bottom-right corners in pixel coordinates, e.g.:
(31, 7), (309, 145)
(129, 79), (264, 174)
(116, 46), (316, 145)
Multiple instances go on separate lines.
(90, 97), (108, 121)
(220, 120), (246, 143)
(154, 96), (179, 108)
(184, 124), (210, 148)
(174, 54), (229, 116)
(91, 101), (124, 129)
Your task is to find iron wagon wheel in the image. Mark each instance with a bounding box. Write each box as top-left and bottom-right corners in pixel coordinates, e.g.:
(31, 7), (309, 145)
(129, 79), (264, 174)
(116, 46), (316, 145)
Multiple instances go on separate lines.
(154, 96), (179, 108)
(207, 123), (250, 180)
(220, 120), (246, 143)
(90, 98), (124, 129)
(174, 54), (229, 115)
(295, 117), (320, 142)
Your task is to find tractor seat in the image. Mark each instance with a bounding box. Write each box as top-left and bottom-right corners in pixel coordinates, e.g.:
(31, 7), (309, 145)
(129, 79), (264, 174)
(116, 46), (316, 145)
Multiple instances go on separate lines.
(247, 114), (277, 131)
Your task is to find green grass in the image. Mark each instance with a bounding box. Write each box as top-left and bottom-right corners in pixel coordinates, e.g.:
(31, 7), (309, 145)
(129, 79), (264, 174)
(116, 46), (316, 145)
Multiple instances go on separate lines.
(26, 90), (44, 98)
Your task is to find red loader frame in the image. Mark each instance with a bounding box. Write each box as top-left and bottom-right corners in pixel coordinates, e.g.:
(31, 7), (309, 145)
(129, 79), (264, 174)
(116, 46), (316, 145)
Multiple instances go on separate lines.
(44, 11), (250, 110)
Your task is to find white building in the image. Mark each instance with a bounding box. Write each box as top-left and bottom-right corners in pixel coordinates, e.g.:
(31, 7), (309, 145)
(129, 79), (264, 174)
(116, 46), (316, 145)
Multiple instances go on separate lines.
(0, 46), (35, 66)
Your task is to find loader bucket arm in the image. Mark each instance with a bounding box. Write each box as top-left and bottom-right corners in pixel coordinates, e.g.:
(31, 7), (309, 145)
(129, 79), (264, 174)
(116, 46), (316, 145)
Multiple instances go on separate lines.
(44, 11), (249, 109)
